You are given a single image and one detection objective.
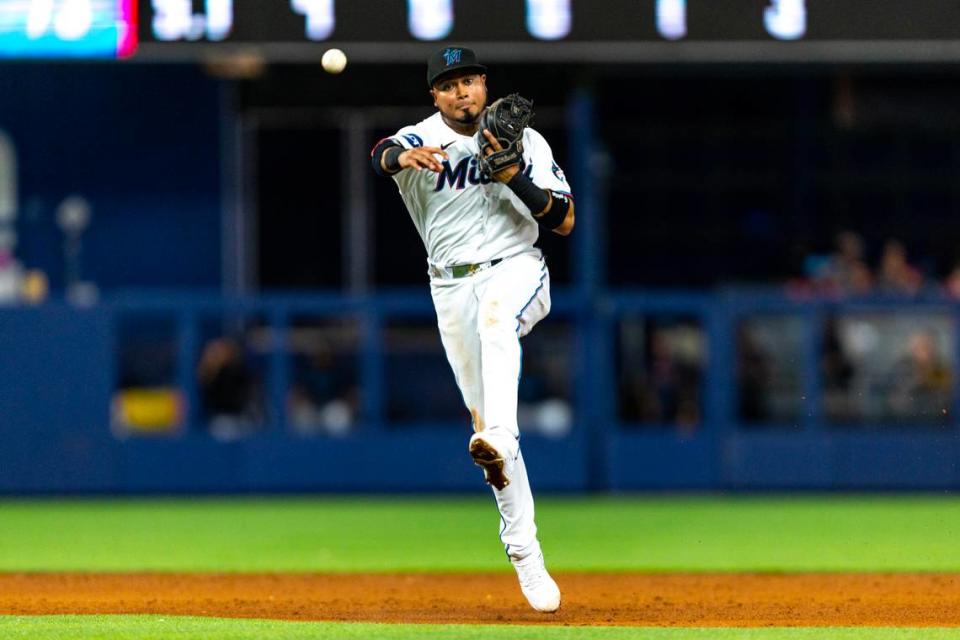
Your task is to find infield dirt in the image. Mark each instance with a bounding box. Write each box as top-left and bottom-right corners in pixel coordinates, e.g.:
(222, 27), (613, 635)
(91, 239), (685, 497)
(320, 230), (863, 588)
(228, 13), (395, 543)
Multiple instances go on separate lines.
(2, 573), (960, 626)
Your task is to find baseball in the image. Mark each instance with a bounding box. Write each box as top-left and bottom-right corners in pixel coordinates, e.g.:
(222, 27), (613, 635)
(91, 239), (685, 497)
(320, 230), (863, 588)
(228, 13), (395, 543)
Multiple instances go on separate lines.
(321, 48), (347, 74)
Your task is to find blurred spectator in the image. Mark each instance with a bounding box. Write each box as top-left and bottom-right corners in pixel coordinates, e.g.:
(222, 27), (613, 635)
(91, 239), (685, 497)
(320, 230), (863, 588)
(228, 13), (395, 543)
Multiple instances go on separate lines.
(886, 329), (952, 422)
(621, 326), (701, 432)
(737, 325), (772, 422)
(821, 319), (855, 420)
(802, 230), (873, 296)
(288, 385), (354, 436)
(287, 345), (358, 437)
(518, 361), (573, 438)
(944, 262), (960, 298)
(647, 329), (700, 430)
(794, 233), (943, 299)
(197, 336), (260, 440)
(875, 239), (924, 296)
(0, 245), (23, 303)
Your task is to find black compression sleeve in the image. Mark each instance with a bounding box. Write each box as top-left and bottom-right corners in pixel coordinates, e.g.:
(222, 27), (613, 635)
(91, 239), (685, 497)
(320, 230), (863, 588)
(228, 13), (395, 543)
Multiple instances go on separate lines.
(505, 171), (550, 214)
(383, 147), (403, 173)
(535, 191), (571, 230)
(371, 140), (403, 176)
(506, 172), (571, 230)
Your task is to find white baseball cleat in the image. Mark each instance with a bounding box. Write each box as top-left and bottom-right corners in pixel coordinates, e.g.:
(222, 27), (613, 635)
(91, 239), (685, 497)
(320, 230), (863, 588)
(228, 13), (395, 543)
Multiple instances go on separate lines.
(511, 551), (561, 613)
(468, 429), (516, 491)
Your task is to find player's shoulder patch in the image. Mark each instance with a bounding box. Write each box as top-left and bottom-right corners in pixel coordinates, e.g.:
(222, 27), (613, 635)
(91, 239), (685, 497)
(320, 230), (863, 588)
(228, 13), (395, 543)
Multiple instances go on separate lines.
(399, 132), (425, 148)
(551, 161), (567, 184)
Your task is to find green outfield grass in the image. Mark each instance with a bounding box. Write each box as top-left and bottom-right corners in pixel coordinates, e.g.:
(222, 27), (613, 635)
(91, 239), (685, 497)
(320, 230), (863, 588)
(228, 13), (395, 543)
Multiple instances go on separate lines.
(3, 496), (960, 639)
(1, 495), (959, 572)
(1, 617), (959, 640)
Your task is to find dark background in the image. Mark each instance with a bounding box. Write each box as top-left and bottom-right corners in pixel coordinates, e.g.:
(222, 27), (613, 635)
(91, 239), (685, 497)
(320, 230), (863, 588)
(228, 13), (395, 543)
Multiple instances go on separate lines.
(4, 61), (959, 291)
(243, 63), (960, 289)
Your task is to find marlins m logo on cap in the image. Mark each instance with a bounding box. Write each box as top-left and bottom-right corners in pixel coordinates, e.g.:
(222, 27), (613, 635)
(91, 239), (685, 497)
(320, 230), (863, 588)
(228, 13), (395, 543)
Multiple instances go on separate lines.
(443, 48), (462, 66)
(427, 46), (486, 87)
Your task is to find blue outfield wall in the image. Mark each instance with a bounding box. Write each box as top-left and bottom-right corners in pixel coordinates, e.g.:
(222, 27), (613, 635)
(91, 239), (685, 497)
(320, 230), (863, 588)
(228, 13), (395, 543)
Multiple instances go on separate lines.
(0, 65), (222, 291)
(1, 289), (960, 494)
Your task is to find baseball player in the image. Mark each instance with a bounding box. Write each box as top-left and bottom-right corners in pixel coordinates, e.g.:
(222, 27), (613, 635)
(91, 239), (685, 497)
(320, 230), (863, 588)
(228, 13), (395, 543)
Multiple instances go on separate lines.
(370, 46), (573, 613)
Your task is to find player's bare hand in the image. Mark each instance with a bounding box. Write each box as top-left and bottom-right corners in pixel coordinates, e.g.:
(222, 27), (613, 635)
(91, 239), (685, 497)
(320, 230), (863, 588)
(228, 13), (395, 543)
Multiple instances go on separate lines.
(399, 147), (448, 172)
(482, 129), (519, 183)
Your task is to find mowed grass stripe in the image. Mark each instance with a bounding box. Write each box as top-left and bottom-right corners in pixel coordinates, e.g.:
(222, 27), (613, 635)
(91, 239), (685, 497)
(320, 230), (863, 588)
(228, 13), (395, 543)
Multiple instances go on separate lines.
(1, 617), (959, 640)
(1, 496), (960, 572)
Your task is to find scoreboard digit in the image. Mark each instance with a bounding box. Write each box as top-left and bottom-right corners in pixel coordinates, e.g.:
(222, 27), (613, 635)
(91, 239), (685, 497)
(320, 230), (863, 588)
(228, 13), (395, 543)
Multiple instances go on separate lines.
(0, 0), (137, 58)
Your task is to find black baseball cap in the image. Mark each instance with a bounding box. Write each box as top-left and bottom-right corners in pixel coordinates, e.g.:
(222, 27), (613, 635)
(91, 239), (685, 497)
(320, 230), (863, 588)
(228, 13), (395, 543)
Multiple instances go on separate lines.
(427, 46), (487, 87)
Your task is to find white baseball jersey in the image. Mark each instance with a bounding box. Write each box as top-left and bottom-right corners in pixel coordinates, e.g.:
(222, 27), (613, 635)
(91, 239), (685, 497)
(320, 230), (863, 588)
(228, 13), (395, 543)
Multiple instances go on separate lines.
(386, 111), (571, 268)
(380, 109), (569, 569)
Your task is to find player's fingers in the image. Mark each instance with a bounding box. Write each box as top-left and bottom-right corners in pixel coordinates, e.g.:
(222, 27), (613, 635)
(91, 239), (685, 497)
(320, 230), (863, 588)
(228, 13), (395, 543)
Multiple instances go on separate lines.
(414, 153), (441, 171)
(413, 147), (448, 169)
(414, 154), (442, 172)
(427, 151), (447, 171)
(482, 129), (502, 152)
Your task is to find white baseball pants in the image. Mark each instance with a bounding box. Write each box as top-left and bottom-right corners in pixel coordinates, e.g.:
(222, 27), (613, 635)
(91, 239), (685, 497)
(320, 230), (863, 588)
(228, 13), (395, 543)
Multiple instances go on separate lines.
(430, 250), (551, 560)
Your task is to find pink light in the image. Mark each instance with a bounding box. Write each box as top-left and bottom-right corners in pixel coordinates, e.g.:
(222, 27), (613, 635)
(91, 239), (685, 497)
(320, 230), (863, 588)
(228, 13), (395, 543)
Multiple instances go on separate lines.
(118, 0), (138, 58)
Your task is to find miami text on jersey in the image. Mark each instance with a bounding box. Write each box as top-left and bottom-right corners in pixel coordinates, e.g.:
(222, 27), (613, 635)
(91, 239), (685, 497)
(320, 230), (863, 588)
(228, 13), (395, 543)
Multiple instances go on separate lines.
(435, 158), (535, 191)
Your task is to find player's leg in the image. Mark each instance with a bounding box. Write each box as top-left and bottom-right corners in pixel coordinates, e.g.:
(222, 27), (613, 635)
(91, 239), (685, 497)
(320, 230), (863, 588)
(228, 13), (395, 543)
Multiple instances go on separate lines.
(471, 252), (559, 612)
(465, 252), (547, 503)
(477, 252), (551, 438)
(430, 277), (484, 432)
(471, 253), (551, 514)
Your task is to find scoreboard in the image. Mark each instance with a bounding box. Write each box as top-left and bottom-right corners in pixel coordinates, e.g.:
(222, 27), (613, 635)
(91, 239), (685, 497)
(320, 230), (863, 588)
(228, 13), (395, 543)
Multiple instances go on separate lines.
(4, 1), (960, 61)
(133, 0), (960, 63)
(0, 0), (136, 58)
(138, 0), (960, 44)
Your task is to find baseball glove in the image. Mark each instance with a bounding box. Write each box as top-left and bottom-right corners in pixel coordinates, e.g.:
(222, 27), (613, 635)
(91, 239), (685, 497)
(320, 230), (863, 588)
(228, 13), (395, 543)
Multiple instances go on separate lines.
(476, 93), (534, 178)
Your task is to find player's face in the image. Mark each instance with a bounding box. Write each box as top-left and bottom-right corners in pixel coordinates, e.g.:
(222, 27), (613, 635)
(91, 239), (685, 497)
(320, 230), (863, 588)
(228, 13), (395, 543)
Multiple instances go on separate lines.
(431, 73), (487, 126)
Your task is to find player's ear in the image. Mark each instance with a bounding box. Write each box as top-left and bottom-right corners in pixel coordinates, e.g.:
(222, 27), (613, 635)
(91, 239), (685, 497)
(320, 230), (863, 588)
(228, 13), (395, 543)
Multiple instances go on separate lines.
(430, 88), (437, 108)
